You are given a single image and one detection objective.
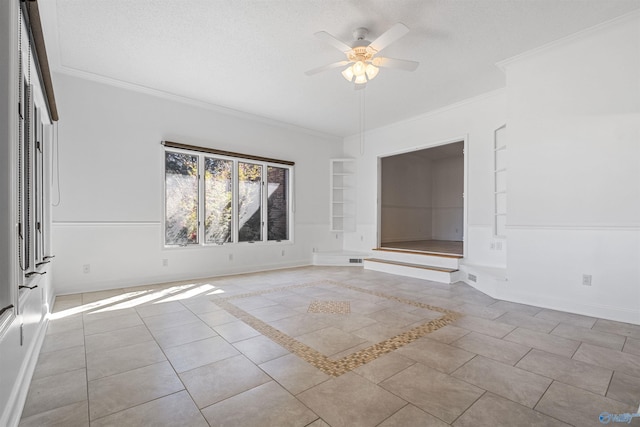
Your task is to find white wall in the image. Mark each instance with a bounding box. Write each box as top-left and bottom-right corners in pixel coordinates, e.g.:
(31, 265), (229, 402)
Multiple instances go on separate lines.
(380, 154), (433, 242)
(343, 90), (507, 265)
(432, 155), (464, 241)
(501, 13), (640, 324)
(51, 73), (343, 295)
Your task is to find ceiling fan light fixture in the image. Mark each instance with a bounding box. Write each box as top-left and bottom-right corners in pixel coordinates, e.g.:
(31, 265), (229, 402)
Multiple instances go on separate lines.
(341, 66), (355, 82)
(365, 63), (379, 80)
(354, 74), (367, 85)
(352, 60), (366, 77)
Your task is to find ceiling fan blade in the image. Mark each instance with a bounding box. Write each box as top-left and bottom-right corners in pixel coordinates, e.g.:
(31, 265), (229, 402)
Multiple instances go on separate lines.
(305, 60), (352, 76)
(314, 31), (352, 53)
(368, 23), (410, 53)
(372, 57), (419, 71)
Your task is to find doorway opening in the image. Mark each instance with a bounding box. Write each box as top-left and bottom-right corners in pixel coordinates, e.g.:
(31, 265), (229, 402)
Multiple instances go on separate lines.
(378, 141), (464, 256)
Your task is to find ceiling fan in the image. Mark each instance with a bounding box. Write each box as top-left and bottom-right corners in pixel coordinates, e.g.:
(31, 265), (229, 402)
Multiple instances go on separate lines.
(305, 22), (419, 89)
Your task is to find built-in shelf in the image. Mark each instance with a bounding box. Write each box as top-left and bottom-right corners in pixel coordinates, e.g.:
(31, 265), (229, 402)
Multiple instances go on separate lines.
(494, 125), (507, 238)
(330, 158), (356, 232)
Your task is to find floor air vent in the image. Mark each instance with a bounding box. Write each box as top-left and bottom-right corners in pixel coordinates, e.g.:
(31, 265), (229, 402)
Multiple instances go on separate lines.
(468, 273), (477, 282)
(349, 258), (363, 264)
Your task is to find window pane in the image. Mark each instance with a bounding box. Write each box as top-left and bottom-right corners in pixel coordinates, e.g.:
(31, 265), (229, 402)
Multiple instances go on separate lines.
(165, 152), (198, 245)
(267, 166), (289, 241)
(204, 158), (232, 244)
(238, 162), (262, 242)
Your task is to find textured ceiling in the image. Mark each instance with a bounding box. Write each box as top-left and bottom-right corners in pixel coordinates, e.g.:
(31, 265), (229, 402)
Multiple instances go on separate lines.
(39, 0), (640, 137)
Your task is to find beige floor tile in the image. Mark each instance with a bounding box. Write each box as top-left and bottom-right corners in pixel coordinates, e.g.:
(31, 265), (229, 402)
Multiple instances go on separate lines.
(83, 307), (138, 322)
(82, 289), (126, 305)
(423, 324), (470, 344)
(87, 340), (166, 380)
(135, 301), (188, 318)
(573, 343), (640, 377)
(201, 381), (318, 427)
(151, 321), (217, 349)
(198, 309), (238, 327)
(305, 419), (330, 427)
(551, 323), (626, 350)
(516, 349), (613, 395)
(163, 336), (239, 373)
(88, 361), (183, 420)
(46, 314), (84, 335)
(40, 328), (85, 354)
(32, 346), (86, 380)
(22, 369), (87, 419)
(535, 381), (635, 427)
(353, 352), (416, 384)
(455, 303), (506, 320)
(84, 325), (154, 353)
(396, 338), (475, 374)
(624, 338), (640, 356)
(452, 332), (530, 365)
(503, 327), (580, 358)
(181, 298), (223, 314)
(368, 308), (424, 328)
(248, 304), (301, 322)
(534, 309), (597, 329)
(19, 401), (88, 427)
(593, 319), (640, 340)
(213, 320), (261, 343)
(142, 310), (201, 334)
(232, 334), (289, 364)
(495, 311), (558, 333)
(452, 315), (516, 338)
(90, 390), (207, 427)
(269, 314), (330, 337)
(380, 363), (484, 424)
(453, 392), (570, 427)
(232, 295), (280, 311)
(83, 313), (143, 336)
(452, 356), (552, 408)
(316, 313), (378, 333)
(488, 301), (543, 316)
(180, 354), (271, 408)
(379, 404), (449, 427)
(352, 322), (405, 343)
(297, 326), (367, 356)
(606, 372), (640, 406)
(259, 353), (331, 395)
(298, 372), (406, 427)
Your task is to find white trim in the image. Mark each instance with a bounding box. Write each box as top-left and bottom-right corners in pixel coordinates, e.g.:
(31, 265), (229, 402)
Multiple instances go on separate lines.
(497, 9), (640, 71)
(507, 224), (640, 231)
(52, 221), (160, 226)
(3, 315), (49, 427)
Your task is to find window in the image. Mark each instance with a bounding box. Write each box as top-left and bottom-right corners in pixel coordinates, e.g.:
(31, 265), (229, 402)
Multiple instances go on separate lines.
(163, 145), (293, 247)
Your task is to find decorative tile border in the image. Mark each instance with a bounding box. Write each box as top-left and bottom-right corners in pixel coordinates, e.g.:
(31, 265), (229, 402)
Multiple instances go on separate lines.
(215, 280), (462, 377)
(308, 301), (351, 314)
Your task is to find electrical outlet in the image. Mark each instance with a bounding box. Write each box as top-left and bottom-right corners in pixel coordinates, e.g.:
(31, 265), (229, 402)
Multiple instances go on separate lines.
(490, 242), (496, 250)
(582, 274), (592, 286)
(82, 264), (90, 274)
(281, 249), (285, 256)
(228, 254), (233, 261)
(162, 259), (168, 267)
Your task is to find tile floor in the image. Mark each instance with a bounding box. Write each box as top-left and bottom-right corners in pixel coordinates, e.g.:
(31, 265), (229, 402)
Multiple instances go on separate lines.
(19, 266), (640, 426)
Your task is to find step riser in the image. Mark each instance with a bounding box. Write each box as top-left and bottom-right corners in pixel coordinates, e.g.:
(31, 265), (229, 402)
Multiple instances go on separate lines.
(372, 251), (460, 269)
(364, 260), (458, 284)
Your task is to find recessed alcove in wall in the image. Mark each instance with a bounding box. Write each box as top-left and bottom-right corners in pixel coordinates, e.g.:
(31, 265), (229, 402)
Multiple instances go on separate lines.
(379, 141), (464, 255)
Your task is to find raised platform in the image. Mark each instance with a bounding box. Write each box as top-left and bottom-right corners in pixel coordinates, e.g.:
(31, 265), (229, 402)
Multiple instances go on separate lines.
(364, 248), (462, 284)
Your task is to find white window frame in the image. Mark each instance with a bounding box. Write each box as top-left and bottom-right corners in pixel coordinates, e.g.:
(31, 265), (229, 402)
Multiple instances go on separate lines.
(163, 147), (294, 248)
